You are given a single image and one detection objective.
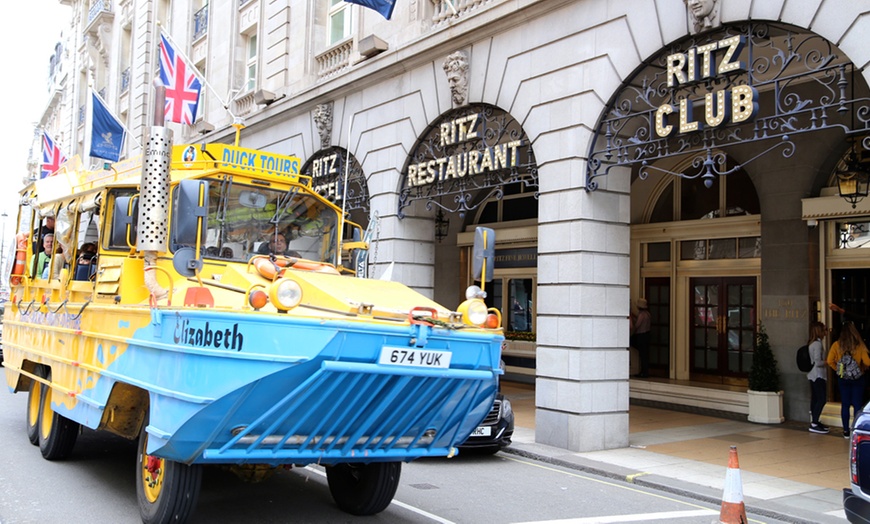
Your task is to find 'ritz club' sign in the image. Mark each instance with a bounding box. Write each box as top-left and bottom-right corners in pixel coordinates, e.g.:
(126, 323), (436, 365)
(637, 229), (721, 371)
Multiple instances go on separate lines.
(654, 35), (758, 138)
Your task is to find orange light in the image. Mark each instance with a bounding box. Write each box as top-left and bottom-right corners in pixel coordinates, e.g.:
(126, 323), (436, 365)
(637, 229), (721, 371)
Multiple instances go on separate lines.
(249, 289), (268, 310)
(485, 313), (500, 329)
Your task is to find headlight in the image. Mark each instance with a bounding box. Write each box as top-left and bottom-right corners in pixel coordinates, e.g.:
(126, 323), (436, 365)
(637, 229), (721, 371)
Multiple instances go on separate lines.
(269, 279), (303, 310)
(458, 299), (488, 326)
(501, 398), (513, 419)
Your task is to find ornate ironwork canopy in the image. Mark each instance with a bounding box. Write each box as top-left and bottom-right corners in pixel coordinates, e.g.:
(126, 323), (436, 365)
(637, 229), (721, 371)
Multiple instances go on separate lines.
(398, 104), (538, 219)
(586, 22), (870, 191)
(300, 146), (369, 216)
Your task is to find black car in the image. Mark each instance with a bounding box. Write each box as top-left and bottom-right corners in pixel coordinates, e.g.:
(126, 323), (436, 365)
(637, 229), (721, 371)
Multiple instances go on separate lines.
(458, 393), (514, 454)
(845, 403), (870, 522)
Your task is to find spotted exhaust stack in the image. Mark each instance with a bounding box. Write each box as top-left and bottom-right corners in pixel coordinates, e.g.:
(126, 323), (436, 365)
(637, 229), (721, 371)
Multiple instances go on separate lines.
(138, 85), (172, 301)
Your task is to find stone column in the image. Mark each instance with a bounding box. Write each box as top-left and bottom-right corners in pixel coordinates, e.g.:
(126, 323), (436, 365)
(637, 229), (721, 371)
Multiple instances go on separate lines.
(535, 161), (631, 451)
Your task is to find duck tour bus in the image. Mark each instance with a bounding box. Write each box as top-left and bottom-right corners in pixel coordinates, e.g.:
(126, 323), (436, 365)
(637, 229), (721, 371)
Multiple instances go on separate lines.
(3, 121), (503, 523)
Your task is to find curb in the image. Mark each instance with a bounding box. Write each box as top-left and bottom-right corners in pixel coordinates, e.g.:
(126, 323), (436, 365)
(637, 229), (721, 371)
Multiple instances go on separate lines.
(502, 443), (829, 524)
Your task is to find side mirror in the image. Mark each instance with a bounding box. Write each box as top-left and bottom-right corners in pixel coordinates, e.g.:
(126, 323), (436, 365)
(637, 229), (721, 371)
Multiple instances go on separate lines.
(472, 227), (495, 283)
(111, 195), (139, 248)
(171, 179), (209, 250)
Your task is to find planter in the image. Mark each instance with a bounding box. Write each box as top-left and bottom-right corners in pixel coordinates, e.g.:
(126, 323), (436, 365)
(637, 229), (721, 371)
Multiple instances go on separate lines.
(747, 389), (784, 424)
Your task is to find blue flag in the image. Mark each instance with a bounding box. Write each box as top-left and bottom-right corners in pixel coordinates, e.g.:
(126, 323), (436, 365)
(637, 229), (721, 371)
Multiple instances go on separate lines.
(344, 0), (396, 20)
(90, 92), (126, 162)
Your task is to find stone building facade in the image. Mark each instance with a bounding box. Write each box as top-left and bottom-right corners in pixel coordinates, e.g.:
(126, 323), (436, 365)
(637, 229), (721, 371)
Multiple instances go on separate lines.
(36, 0), (870, 451)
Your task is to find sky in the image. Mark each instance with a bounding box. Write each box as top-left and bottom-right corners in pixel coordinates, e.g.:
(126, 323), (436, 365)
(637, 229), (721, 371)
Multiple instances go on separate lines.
(0, 1), (71, 220)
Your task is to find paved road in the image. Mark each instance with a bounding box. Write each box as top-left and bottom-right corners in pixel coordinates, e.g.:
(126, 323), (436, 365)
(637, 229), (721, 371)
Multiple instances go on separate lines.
(0, 384), (790, 523)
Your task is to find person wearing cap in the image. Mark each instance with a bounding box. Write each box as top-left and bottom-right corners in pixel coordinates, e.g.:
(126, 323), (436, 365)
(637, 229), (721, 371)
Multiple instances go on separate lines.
(633, 298), (651, 378)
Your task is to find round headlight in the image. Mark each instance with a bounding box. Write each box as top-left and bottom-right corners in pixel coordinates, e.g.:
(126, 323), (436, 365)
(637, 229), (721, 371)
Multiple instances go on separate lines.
(458, 299), (488, 326)
(269, 279), (303, 310)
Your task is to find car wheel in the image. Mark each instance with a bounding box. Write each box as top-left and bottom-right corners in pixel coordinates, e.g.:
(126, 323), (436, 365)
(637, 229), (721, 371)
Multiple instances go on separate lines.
(136, 413), (203, 524)
(326, 462), (401, 516)
(38, 374), (79, 460)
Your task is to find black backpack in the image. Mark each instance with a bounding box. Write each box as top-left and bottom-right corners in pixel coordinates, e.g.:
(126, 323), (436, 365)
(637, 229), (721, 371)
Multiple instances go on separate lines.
(796, 345), (813, 372)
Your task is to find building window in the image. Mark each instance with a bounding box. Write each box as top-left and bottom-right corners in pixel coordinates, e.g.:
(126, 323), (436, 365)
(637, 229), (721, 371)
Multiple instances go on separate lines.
(193, 3), (209, 40)
(329, 0), (352, 45)
(245, 32), (257, 92)
(648, 167), (760, 224)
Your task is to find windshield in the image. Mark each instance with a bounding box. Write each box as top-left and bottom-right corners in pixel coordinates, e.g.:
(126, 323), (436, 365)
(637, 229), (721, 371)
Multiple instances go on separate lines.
(203, 177), (339, 264)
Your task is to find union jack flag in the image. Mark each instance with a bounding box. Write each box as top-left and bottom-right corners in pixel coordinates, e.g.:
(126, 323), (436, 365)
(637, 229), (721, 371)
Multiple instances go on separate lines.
(157, 32), (202, 125)
(41, 131), (67, 179)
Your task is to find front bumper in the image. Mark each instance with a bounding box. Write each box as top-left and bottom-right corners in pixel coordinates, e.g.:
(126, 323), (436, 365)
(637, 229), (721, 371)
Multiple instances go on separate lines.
(459, 396), (514, 450)
(844, 488), (870, 523)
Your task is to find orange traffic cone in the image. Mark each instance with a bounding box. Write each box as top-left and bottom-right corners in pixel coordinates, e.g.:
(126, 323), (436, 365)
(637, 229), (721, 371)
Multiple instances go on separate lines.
(718, 445), (747, 524)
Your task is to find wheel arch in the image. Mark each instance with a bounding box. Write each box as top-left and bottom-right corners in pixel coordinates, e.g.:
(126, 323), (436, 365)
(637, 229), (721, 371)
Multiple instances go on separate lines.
(99, 381), (149, 440)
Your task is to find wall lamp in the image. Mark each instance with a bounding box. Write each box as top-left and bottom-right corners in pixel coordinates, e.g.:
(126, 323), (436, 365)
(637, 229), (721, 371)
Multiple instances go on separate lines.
(836, 146), (870, 209)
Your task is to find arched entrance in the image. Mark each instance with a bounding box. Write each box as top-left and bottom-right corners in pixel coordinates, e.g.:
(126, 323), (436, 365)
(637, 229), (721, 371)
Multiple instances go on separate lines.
(399, 103), (539, 377)
(585, 21), (870, 416)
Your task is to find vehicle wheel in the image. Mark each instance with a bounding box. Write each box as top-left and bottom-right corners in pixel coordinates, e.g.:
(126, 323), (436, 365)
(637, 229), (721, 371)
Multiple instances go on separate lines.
(26, 367), (45, 445)
(136, 415), (202, 524)
(38, 379), (79, 460)
(326, 462), (401, 516)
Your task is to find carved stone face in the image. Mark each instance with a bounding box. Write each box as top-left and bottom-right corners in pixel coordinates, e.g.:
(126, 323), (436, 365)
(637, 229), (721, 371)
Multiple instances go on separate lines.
(443, 51), (469, 107)
(686, 0), (715, 19)
(684, 0), (719, 32)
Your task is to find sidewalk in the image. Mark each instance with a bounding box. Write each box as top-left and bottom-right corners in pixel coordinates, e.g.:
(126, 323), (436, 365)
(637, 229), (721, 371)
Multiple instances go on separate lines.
(501, 382), (849, 523)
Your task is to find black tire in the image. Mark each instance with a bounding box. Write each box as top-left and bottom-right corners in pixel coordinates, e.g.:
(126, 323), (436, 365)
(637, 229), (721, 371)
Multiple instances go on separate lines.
(136, 414), (202, 524)
(326, 462), (401, 516)
(26, 368), (44, 446)
(37, 380), (79, 460)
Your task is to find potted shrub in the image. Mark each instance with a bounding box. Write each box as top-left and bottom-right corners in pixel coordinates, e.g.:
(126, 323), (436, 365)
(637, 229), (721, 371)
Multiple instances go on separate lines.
(747, 324), (784, 423)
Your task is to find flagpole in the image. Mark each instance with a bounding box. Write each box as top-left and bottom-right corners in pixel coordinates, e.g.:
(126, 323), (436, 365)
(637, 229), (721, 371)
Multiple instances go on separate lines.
(93, 88), (143, 150)
(83, 89), (93, 166)
(158, 27), (238, 121)
(338, 114), (355, 251)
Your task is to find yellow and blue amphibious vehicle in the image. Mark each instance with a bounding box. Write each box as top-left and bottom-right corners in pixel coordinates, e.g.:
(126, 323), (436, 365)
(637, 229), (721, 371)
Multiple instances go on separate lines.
(4, 125), (503, 523)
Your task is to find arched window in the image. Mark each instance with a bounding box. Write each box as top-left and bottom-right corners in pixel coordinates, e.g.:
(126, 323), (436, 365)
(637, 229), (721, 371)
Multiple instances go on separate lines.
(648, 167), (759, 224)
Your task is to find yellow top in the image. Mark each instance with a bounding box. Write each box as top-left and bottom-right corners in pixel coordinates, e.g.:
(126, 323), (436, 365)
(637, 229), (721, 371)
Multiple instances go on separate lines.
(826, 341), (870, 372)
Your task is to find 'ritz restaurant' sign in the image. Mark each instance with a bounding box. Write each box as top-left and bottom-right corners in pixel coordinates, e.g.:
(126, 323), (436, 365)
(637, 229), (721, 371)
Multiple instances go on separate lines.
(405, 112), (525, 188)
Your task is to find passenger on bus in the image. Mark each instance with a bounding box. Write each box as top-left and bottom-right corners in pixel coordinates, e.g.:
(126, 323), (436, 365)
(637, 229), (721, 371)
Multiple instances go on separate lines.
(73, 242), (97, 281)
(31, 234), (54, 278)
(32, 216), (55, 255)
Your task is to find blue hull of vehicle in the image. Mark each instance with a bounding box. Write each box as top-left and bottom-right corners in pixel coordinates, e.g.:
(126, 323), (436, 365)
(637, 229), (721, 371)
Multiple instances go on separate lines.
(51, 309), (502, 465)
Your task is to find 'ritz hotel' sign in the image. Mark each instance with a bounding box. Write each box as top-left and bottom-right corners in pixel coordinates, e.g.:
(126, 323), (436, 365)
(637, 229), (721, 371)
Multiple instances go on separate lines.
(655, 36), (758, 137)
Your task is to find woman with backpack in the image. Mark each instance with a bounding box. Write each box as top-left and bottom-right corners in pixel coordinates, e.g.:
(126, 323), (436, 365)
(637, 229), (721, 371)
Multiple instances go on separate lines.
(807, 321), (830, 434)
(827, 321), (870, 438)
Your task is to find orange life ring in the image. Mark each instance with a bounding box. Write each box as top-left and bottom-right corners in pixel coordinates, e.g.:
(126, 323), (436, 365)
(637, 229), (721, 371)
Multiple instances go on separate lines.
(250, 255), (339, 280)
(9, 232), (28, 286)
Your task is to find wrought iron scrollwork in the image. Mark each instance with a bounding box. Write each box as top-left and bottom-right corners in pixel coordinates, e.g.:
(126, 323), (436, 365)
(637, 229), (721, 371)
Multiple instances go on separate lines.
(586, 22), (870, 191)
(398, 104), (538, 219)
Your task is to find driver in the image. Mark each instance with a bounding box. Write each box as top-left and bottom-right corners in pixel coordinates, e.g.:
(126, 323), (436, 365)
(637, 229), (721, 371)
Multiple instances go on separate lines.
(257, 232), (301, 258)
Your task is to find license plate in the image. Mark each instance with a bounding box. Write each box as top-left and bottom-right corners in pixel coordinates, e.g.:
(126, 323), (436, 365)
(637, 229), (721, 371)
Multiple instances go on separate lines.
(470, 426), (491, 437)
(378, 347), (451, 368)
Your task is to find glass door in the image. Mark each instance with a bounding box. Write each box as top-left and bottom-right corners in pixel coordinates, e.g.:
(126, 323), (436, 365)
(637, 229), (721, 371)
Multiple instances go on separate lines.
(644, 278), (670, 377)
(690, 277), (756, 384)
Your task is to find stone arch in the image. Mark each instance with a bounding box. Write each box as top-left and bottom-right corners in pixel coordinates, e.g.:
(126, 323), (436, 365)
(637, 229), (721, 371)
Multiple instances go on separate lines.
(586, 21), (868, 196)
(397, 103), (538, 222)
